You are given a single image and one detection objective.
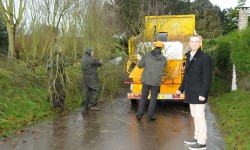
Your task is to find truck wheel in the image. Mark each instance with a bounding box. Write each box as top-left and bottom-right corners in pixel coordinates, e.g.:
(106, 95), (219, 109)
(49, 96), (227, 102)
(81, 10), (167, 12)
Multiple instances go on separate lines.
(157, 100), (165, 106)
(183, 102), (189, 107)
(131, 99), (138, 105)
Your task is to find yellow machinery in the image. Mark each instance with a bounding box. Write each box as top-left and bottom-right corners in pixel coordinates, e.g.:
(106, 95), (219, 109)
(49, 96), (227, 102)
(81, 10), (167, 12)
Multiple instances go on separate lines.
(125, 15), (195, 102)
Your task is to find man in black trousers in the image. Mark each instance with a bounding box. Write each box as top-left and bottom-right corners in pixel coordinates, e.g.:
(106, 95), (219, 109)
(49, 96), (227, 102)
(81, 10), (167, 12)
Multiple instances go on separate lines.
(137, 41), (167, 121)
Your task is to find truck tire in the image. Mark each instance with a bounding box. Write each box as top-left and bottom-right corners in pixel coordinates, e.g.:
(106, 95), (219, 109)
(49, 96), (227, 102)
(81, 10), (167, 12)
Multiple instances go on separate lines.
(157, 100), (165, 106)
(131, 99), (138, 105)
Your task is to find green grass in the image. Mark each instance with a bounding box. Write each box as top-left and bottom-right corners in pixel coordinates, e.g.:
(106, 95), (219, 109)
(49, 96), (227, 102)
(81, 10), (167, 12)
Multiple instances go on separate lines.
(209, 90), (250, 150)
(0, 57), (82, 136)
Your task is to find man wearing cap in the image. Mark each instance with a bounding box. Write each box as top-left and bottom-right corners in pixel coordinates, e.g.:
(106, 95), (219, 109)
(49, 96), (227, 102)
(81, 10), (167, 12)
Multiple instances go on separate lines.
(137, 41), (167, 121)
(81, 48), (103, 111)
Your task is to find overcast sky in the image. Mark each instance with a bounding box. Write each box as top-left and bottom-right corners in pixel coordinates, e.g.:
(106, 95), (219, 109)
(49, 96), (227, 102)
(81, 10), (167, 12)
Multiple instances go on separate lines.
(191, 0), (250, 10)
(211, 0), (250, 9)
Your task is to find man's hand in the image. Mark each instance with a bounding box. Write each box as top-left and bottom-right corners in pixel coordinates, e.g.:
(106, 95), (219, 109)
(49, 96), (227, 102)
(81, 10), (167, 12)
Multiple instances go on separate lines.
(137, 54), (142, 60)
(199, 96), (205, 101)
(176, 90), (181, 95)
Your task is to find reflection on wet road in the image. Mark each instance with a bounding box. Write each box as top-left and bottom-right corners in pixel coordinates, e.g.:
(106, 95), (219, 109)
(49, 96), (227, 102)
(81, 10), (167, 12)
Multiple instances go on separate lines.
(0, 96), (225, 150)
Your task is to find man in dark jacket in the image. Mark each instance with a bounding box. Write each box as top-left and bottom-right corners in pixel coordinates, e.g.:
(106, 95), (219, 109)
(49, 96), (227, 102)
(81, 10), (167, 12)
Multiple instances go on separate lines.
(137, 41), (167, 121)
(176, 35), (212, 150)
(81, 48), (103, 111)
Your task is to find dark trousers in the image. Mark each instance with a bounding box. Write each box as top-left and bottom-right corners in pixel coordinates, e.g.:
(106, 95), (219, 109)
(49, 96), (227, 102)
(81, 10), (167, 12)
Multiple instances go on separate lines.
(83, 84), (100, 108)
(137, 83), (160, 118)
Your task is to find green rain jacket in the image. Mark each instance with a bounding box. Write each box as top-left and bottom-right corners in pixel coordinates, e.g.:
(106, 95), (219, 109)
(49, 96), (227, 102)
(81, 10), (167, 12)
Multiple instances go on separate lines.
(80, 48), (103, 88)
(138, 48), (167, 86)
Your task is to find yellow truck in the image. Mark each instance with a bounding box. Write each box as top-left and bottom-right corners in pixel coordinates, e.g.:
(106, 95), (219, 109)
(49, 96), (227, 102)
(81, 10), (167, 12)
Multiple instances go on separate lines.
(125, 15), (195, 103)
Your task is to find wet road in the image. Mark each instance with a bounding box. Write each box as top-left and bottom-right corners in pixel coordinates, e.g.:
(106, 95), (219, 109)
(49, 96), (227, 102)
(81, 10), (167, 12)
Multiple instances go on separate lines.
(0, 94), (225, 150)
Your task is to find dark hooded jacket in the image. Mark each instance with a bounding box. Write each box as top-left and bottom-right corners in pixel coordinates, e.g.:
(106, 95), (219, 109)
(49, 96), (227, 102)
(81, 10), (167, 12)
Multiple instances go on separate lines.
(80, 48), (103, 88)
(178, 49), (212, 104)
(138, 48), (167, 86)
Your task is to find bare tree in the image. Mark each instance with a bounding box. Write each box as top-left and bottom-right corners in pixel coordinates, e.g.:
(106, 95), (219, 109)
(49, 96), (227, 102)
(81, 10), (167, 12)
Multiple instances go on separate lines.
(0, 0), (27, 58)
(17, 0), (76, 69)
(41, 0), (74, 33)
(15, 0), (123, 107)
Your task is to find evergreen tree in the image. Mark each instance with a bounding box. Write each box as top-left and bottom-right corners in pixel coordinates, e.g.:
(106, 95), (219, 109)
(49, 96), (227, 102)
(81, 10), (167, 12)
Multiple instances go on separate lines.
(155, 0), (191, 15)
(114, 0), (147, 37)
(237, 0), (246, 7)
(191, 0), (222, 38)
(0, 13), (8, 54)
(220, 8), (238, 35)
(114, 0), (191, 38)
(219, 0), (247, 35)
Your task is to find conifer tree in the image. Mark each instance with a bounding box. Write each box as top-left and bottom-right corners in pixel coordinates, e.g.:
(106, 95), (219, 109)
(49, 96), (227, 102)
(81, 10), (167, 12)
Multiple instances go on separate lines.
(191, 0), (222, 38)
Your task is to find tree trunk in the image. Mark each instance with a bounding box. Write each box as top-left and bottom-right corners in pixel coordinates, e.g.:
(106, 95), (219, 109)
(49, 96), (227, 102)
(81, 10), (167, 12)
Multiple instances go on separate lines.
(7, 25), (15, 58)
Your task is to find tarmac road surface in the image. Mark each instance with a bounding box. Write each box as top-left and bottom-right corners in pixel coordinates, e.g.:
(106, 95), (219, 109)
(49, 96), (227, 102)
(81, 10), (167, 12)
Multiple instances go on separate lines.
(0, 94), (225, 150)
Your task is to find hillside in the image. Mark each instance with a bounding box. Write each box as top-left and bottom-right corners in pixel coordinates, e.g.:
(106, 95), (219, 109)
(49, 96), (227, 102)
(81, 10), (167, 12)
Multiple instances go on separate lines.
(0, 57), (82, 136)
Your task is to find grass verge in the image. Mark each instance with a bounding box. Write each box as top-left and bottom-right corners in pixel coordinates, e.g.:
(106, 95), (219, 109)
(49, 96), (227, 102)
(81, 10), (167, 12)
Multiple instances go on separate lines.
(0, 58), (82, 136)
(209, 90), (250, 150)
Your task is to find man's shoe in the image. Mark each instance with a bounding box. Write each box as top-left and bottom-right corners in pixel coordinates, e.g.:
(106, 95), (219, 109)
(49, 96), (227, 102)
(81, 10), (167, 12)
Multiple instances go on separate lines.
(184, 138), (198, 145)
(90, 107), (101, 111)
(83, 107), (90, 111)
(136, 115), (142, 120)
(82, 107), (90, 114)
(188, 143), (206, 150)
(147, 117), (156, 121)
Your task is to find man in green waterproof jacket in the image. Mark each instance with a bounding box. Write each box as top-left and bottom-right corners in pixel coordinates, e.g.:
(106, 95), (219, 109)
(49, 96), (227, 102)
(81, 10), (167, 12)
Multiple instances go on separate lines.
(137, 41), (167, 121)
(81, 48), (103, 111)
